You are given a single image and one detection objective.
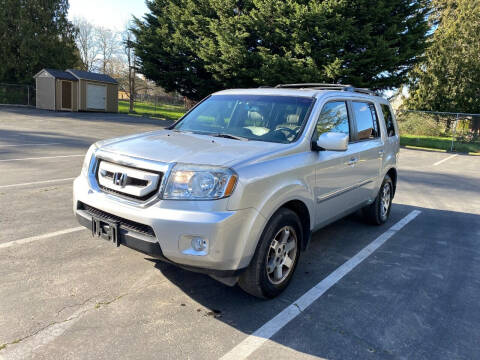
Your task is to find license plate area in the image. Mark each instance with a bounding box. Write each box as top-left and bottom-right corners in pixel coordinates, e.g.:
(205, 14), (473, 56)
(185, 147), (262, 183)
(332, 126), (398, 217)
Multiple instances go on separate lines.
(92, 216), (119, 246)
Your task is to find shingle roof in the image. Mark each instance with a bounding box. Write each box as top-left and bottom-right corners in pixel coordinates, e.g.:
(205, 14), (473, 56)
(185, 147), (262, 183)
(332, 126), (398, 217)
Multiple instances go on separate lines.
(66, 69), (118, 84)
(40, 69), (78, 81)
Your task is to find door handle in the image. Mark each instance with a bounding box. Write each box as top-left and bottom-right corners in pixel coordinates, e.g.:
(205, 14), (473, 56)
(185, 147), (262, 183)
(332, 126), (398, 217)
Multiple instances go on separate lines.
(346, 157), (358, 166)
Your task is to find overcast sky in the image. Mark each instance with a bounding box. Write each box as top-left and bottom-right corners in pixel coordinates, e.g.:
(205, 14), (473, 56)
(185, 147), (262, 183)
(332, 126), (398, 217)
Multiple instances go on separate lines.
(68, 0), (149, 31)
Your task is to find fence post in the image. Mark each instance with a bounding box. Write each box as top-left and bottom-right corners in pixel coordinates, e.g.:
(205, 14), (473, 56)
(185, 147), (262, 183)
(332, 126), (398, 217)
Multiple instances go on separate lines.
(450, 113), (459, 152)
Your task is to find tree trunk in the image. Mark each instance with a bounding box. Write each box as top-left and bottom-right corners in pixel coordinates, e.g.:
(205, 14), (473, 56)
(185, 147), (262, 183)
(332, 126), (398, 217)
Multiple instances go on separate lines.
(184, 97), (196, 109)
(472, 116), (480, 135)
(129, 65), (135, 112)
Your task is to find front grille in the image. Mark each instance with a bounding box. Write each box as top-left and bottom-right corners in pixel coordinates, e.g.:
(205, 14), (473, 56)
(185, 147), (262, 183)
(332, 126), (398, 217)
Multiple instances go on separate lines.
(78, 202), (155, 237)
(97, 185), (155, 201)
(100, 170), (149, 187)
(95, 160), (163, 201)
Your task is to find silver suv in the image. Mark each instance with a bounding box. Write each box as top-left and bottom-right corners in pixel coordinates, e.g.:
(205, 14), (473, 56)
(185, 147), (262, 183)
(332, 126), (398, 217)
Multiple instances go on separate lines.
(74, 84), (399, 298)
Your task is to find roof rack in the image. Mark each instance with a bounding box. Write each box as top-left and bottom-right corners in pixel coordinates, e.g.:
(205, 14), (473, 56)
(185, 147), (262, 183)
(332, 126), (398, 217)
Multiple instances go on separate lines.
(274, 83), (377, 96)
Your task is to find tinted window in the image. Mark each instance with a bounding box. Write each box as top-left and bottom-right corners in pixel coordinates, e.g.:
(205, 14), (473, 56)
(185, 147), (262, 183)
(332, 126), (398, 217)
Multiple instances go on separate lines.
(381, 104), (396, 136)
(315, 101), (349, 138)
(352, 102), (380, 140)
(174, 95), (314, 143)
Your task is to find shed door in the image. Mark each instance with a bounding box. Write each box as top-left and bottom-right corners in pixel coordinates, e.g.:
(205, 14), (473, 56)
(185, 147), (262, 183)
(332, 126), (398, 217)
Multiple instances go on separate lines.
(86, 83), (106, 110)
(61, 81), (72, 109)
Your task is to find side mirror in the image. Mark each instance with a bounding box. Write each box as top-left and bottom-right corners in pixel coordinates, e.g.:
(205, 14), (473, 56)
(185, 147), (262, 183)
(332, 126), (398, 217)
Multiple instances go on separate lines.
(314, 132), (348, 151)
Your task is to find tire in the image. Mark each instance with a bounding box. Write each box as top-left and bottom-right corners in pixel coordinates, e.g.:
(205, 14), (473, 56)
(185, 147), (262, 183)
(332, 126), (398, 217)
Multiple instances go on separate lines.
(363, 174), (393, 225)
(239, 208), (302, 299)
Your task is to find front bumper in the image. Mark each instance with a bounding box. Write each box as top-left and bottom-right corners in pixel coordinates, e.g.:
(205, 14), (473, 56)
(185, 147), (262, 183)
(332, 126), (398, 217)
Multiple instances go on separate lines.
(73, 176), (265, 273)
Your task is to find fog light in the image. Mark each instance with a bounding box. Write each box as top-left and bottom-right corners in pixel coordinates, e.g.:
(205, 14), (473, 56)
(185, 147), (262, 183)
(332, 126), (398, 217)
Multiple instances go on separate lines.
(191, 237), (208, 252)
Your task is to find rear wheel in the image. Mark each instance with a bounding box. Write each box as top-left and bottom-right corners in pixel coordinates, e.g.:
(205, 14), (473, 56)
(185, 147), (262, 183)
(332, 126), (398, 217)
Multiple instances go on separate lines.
(239, 208), (302, 299)
(363, 175), (393, 225)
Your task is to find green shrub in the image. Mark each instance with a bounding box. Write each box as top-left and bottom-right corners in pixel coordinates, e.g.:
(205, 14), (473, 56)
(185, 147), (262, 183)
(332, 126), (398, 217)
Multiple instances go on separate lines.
(397, 112), (447, 137)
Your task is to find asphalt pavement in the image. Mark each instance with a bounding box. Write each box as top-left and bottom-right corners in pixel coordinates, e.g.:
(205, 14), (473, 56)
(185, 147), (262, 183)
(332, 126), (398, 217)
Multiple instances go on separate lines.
(0, 107), (479, 360)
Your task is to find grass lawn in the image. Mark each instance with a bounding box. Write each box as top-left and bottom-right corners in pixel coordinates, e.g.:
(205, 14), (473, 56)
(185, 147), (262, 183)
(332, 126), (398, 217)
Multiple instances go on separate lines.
(118, 100), (186, 120)
(400, 134), (480, 154)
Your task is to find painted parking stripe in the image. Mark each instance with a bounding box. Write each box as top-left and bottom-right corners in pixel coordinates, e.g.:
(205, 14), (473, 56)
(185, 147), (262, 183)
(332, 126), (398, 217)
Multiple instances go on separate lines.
(0, 142), (62, 147)
(220, 210), (422, 360)
(433, 154), (457, 166)
(0, 227), (85, 250)
(0, 177), (76, 189)
(0, 154), (84, 162)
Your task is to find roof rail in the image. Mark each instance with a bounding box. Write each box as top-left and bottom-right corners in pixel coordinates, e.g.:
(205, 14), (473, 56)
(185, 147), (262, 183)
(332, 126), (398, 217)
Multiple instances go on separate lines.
(275, 83), (377, 96)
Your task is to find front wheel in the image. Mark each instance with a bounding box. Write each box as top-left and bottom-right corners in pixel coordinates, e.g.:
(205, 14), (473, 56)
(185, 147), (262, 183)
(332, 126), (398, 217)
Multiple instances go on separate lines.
(239, 208), (302, 299)
(363, 175), (393, 225)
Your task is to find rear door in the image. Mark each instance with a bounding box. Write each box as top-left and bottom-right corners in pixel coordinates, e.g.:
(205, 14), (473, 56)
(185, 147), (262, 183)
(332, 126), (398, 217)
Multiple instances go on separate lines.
(379, 102), (400, 165)
(346, 100), (384, 202)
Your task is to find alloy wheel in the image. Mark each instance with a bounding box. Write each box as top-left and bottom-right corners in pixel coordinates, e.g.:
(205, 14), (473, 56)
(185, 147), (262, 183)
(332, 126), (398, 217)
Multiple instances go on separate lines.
(265, 226), (298, 285)
(380, 182), (391, 219)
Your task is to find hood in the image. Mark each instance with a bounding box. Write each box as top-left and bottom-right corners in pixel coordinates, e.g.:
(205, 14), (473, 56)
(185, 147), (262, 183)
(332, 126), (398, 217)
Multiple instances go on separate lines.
(99, 130), (287, 167)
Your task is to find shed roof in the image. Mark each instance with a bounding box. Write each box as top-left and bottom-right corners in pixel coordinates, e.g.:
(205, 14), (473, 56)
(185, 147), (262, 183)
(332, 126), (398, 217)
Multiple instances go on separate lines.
(67, 69), (118, 84)
(34, 69), (78, 81)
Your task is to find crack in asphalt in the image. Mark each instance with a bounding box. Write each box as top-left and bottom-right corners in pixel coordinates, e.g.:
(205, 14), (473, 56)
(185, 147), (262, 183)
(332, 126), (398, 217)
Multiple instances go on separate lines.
(55, 295), (98, 316)
(319, 319), (396, 358)
(0, 279), (167, 356)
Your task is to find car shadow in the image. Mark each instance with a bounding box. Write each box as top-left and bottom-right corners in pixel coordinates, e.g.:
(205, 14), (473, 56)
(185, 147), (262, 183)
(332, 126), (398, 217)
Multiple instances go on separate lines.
(144, 203), (480, 359)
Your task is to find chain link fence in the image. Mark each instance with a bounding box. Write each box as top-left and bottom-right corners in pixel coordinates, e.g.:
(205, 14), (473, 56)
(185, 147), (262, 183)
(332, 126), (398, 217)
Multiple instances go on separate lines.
(118, 93), (186, 120)
(134, 93), (184, 107)
(0, 83), (35, 106)
(396, 110), (480, 153)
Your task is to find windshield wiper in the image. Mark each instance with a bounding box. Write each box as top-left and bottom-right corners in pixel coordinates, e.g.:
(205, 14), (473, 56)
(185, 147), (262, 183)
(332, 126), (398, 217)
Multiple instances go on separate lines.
(212, 133), (249, 141)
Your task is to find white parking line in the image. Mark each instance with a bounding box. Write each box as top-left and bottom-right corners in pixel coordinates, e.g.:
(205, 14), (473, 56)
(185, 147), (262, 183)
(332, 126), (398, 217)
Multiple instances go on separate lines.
(433, 154), (457, 166)
(0, 154), (84, 162)
(220, 210), (422, 360)
(0, 142), (62, 147)
(0, 227), (85, 250)
(0, 177), (76, 189)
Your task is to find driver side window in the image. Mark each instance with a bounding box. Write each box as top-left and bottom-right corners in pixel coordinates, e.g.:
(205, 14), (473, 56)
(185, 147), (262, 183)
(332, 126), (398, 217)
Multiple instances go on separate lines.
(315, 101), (350, 140)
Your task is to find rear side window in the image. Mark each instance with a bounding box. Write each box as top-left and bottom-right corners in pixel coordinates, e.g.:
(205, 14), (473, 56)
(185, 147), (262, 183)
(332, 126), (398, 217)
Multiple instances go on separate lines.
(315, 101), (350, 138)
(352, 102), (380, 140)
(381, 104), (396, 136)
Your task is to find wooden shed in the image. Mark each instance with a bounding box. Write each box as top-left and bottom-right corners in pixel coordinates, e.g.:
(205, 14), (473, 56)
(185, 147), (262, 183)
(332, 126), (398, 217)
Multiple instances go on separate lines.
(34, 69), (118, 112)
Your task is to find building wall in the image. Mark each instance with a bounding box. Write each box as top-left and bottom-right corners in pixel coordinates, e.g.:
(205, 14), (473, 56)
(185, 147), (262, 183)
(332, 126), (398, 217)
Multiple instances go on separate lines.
(106, 83), (118, 113)
(35, 72), (55, 110)
(79, 79), (86, 111)
(55, 80), (61, 111)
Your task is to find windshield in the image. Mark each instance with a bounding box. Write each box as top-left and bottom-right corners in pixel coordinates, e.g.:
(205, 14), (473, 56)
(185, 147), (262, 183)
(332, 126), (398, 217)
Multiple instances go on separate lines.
(173, 95), (315, 143)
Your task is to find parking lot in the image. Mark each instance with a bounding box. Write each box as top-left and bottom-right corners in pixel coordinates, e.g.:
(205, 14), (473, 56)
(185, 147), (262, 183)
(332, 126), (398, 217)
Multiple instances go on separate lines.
(0, 106), (479, 360)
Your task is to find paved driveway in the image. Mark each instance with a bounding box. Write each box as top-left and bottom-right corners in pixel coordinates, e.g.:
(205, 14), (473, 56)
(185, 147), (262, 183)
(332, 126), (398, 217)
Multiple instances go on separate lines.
(0, 107), (479, 360)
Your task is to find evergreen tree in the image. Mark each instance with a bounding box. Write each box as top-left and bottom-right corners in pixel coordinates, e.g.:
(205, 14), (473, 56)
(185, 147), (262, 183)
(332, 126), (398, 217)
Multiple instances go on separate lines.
(407, 0), (480, 113)
(0, 0), (80, 84)
(133, 0), (431, 100)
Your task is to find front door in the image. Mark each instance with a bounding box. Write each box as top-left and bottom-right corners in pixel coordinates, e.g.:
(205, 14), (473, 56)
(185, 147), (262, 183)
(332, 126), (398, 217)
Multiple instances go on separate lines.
(61, 81), (72, 110)
(313, 100), (366, 227)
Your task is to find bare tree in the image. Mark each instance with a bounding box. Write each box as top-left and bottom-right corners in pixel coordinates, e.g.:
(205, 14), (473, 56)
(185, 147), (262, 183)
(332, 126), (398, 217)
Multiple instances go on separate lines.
(96, 27), (120, 74)
(72, 17), (99, 71)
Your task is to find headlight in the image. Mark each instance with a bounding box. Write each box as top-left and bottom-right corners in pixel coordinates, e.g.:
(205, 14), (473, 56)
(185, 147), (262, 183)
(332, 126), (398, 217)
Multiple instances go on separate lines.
(163, 164), (237, 200)
(81, 143), (98, 176)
